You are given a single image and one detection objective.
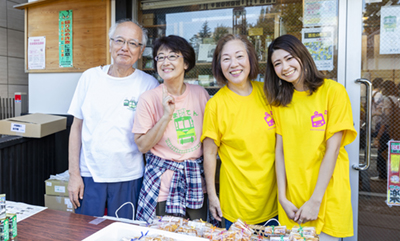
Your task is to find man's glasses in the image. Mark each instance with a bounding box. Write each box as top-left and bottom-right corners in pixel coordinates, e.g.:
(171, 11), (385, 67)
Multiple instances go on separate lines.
(110, 38), (142, 48)
(154, 54), (183, 62)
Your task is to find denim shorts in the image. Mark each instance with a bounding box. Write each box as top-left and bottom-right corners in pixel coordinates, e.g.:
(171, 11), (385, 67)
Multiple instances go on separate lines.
(75, 176), (142, 219)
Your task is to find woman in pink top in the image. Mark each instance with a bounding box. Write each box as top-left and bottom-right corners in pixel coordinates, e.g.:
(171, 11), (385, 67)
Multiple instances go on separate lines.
(133, 35), (210, 223)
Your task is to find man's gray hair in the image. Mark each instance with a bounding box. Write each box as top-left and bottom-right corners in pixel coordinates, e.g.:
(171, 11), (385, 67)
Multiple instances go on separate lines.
(108, 19), (148, 50)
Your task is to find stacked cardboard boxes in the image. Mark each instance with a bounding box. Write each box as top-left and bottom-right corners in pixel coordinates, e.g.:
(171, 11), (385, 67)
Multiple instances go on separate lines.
(44, 178), (74, 213)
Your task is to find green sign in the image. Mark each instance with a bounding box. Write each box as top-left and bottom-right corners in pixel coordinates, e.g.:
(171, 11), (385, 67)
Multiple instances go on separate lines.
(391, 142), (400, 154)
(59, 10), (73, 67)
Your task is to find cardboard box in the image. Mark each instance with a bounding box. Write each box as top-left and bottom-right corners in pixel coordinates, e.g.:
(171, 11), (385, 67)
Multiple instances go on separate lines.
(0, 113), (66, 138)
(44, 195), (74, 213)
(142, 13), (154, 26)
(45, 179), (69, 196)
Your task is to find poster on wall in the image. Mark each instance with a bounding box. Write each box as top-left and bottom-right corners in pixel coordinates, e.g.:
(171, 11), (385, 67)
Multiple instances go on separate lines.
(197, 44), (216, 62)
(303, 0), (337, 27)
(59, 10), (73, 67)
(28, 36), (46, 70)
(302, 27), (334, 71)
(380, 6), (400, 55)
(387, 141), (400, 206)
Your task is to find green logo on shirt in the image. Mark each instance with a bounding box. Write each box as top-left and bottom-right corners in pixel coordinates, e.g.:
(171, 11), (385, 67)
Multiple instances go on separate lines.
(173, 108), (196, 144)
(123, 97), (138, 111)
(165, 108), (200, 154)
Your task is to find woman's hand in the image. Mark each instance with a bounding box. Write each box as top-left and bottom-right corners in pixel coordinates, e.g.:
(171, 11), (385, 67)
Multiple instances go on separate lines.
(208, 193), (223, 221)
(294, 199), (321, 224)
(280, 198), (298, 220)
(162, 85), (175, 118)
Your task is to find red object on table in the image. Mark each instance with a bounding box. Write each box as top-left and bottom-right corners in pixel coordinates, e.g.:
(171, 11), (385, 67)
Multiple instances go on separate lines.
(15, 209), (115, 240)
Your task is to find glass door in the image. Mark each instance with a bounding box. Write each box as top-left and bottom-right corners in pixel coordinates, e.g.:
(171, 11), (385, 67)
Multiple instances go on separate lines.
(140, 0), (400, 239)
(347, 0), (400, 240)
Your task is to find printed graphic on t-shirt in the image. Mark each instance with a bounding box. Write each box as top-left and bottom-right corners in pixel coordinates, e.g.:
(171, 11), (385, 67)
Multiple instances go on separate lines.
(123, 97), (138, 111)
(165, 108), (201, 154)
(264, 111), (275, 127)
(173, 108), (197, 144)
(311, 110), (327, 131)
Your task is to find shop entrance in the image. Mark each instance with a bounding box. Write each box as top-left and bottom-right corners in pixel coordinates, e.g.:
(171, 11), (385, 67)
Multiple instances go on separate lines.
(139, 0), (400, 239)
(348, 0), (400, 240)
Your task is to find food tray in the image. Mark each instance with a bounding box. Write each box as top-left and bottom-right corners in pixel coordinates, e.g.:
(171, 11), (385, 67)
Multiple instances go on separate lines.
(83, 222), (208, 241)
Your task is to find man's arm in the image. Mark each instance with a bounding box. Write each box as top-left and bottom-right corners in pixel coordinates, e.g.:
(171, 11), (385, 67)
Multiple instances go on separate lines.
(68, 117), (84, 209)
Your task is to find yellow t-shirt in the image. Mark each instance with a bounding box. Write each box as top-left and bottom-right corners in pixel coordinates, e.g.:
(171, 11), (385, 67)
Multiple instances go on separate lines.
(274, 79), (357, 237)
(201, 81), (278, 224)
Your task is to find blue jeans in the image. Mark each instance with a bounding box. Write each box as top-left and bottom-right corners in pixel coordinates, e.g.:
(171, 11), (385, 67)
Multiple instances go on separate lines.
(224, 215), (279, 230)
(75, 176), (142, 219)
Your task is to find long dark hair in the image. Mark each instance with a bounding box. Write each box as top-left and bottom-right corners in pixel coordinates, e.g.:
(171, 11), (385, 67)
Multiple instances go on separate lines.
(264, 34), (325, 107)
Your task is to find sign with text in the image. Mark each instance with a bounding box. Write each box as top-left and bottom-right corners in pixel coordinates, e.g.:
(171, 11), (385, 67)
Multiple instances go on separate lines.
(59, 10), (73, 67)
(303, 0), (337, 27)
(387, 141), (400, 206)
(302, 27), (334, 71)
(380, 6), (400, 55)
(28, 36), (46, 69)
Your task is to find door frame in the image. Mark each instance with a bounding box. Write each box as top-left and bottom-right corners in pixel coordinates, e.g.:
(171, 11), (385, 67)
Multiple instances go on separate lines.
(341, 0), (363, 240)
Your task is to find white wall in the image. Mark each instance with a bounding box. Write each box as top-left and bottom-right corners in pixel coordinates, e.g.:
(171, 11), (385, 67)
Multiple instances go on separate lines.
(29, 73), (81, 114)
(28, 0), (117, 114)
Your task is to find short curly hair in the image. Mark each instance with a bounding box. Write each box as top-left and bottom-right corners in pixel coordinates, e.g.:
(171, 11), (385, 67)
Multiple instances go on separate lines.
(152, 35), (196, 74)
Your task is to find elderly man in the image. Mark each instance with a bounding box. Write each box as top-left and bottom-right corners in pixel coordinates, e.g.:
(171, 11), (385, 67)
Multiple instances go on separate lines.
(67, 19), (159, 219)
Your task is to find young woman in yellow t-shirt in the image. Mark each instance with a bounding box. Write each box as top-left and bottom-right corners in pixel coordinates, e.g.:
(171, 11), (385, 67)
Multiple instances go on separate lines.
(264, 34), (357, 241)
(202, 34), (278, 229)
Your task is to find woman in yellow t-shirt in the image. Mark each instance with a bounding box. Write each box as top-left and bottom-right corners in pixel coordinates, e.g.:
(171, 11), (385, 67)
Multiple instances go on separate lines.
(202, 34), (278, 229)
(263, 35), (357, 240)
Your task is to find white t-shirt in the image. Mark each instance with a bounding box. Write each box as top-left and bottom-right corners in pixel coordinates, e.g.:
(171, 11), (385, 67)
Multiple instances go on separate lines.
(68, 65), (159, 182)
(372, 90), (383, 105)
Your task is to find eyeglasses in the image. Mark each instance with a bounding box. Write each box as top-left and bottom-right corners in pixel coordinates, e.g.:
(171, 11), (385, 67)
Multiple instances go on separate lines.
(154, 54), (183, 62)
(110, 38), (143, 48)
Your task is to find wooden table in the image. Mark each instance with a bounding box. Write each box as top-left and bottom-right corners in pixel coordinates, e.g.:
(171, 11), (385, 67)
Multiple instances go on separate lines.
(15, 209), (115, 240)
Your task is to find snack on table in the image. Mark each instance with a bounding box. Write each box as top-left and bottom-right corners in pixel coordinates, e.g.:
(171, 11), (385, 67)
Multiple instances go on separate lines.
(122, 234), (176, 241)
(155, 222), (180, 232)
(202, 226), (226, 239)
(289, 233), (319, 241)
(189, 219), (214, 228)
(143, 235), (176, 241)
(175, 224), (199, 237)
(249, 224), (285, 237)
(264, 226), (287, 236)
(160, 216), (186, 225)
(250, 234), (269, 240)
(248, 224), (265, 236)
(208, 230), (240, 241)
(290, 227), (316, 237)
(228, 218), (254, 240)
(270, 236), (290, 241)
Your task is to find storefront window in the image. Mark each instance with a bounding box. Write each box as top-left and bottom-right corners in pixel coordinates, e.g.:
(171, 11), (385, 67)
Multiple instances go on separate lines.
(140, 0), (339, 94)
